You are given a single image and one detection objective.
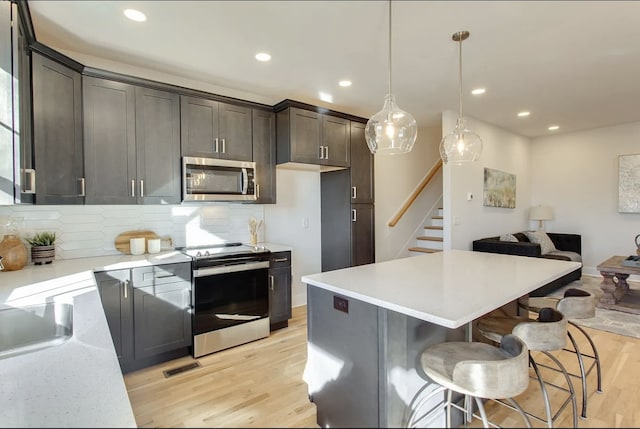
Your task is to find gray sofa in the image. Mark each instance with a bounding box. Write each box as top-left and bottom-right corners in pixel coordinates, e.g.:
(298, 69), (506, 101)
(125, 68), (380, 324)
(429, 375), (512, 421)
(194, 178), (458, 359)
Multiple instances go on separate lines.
(472, 232), (582, 296)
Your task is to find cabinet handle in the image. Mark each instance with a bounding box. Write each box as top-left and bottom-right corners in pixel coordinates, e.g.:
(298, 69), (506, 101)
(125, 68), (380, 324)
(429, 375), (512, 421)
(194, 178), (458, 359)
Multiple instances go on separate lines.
(21, 168), (36, 194)
(140, 180), (144, 198)
(352, 209), (357, 222)
(318, 146), (323, 159)
(324, 146), (329, 159)
(78, 178), (86, 197)
(123, 279), (129, 299)
(221, 138), (226, 153)
(256, 183), (260, 199)
(351, 186), (357, 199)
(273, 258), (288, 263)
(154, 273), (176, 279)
(130, 180), (135, 197)
(214, 138), (219, 153)
(270, 275), (275, 291)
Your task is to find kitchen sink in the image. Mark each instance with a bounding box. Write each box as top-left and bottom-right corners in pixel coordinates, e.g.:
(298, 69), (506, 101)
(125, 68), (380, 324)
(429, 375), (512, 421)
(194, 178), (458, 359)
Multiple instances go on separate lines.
(0, 302), (73, 360)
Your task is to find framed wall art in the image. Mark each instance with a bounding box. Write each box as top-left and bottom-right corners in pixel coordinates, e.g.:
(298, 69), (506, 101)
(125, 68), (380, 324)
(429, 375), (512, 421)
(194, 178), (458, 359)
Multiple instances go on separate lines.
(618, 153), (640, 213)
(483, 167), (516, 208)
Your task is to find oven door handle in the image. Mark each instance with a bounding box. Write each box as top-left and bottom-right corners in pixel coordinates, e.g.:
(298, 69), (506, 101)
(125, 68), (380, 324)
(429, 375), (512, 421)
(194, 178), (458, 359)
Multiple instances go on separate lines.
(194, 260), (269, 277)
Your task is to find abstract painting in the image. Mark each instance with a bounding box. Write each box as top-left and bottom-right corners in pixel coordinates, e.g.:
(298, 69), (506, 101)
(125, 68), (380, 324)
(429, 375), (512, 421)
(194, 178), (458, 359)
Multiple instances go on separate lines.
(619, 154), (640, 213)
(483, 168), (516, 208)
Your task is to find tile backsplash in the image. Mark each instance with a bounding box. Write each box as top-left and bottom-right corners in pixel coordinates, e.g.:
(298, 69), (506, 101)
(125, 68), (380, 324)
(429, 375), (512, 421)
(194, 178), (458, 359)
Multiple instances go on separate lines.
(0, 203), (264, 260)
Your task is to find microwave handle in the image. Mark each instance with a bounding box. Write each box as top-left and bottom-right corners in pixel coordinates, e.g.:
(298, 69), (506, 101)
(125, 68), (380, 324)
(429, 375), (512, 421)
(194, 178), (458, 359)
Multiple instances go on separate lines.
(242, 168), (249, 195)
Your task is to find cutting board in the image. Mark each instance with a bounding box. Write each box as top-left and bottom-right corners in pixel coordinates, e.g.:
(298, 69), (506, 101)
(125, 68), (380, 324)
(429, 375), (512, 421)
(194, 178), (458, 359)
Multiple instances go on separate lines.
(114, 230), (160, 254)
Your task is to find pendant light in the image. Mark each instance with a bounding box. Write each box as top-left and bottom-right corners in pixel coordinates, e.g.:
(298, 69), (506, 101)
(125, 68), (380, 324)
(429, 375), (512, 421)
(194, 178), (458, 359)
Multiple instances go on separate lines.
(365, 0), (417, 155)
(439, 31), (483, 164)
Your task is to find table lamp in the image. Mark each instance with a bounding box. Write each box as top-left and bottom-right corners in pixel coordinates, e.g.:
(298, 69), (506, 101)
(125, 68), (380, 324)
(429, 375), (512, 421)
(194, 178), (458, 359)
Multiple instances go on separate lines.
(529, 205), (553, 230)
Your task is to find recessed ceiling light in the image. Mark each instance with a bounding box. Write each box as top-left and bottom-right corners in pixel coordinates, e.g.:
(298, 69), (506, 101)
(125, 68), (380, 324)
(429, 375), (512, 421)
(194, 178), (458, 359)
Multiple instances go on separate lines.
(124, 9), (146, 22)
(471, 88), (486, 95)
(517, 111), (530, 117)
(338, 80), (352, 87)
(548, 125), (560, 131)
(255, 52), (271, 62)
(319, 92), (333, 103)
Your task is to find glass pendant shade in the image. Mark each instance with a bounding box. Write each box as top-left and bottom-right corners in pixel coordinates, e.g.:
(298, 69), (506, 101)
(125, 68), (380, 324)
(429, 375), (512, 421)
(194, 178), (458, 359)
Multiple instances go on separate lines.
(439, 117), (483, 164)
(365, 94), (418, 155)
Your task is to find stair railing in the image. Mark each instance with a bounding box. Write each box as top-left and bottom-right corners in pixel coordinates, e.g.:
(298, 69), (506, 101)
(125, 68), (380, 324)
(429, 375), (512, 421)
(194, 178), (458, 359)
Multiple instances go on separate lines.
(387, 159), (443, 227)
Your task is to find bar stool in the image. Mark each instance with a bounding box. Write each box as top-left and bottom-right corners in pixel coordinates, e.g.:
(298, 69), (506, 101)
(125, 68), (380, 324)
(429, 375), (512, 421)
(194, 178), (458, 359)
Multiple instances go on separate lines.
(518, 288), (603, 419)
(405, 334), (532, 428)
(476, 307), (578, 428)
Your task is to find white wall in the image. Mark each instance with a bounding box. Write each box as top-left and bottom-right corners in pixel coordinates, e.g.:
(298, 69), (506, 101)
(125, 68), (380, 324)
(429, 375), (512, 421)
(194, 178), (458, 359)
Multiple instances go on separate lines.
(264, 167), (321, 307)
(531, 121), (640, 277)
(443, 110), (533, 250)
(374, 125), (442, 261)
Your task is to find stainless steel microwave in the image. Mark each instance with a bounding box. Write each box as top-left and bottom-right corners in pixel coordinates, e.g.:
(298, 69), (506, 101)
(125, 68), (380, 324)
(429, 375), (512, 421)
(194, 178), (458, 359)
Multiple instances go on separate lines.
(182, 156), (257, 202)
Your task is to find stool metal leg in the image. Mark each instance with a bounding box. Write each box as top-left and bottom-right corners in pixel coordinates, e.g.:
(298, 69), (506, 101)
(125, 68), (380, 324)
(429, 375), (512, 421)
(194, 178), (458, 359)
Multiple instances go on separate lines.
(569, 320), (603, 393)
(567, 329), (588, 419)
(529, 355), (554, 428)
(405, 384), (447, 428)
(541, 351), (578, 428)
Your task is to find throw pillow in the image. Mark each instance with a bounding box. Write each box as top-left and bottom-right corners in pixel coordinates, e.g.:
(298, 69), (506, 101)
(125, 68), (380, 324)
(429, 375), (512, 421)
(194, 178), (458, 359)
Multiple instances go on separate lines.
(499, 233), (519, 242)
(524, 230), (557, 254)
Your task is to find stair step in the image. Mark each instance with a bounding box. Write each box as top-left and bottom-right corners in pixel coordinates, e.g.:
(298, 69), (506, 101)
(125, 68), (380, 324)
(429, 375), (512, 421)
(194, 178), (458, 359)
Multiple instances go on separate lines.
(423, 226), (443, 230)
(432, 216), (443, 220)
(417, 236), (443, 242)
(408, 247), (442, 253)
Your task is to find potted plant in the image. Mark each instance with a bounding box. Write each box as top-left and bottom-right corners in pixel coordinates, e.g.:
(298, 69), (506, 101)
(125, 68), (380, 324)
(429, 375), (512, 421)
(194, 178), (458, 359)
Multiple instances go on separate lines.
(26, 231), (56, 265)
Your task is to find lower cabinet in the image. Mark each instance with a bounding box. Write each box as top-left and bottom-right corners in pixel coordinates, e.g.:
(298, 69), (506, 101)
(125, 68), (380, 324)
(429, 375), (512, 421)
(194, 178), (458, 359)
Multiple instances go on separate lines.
(94, 262), (192, 373)
(269, 251), (292, 331)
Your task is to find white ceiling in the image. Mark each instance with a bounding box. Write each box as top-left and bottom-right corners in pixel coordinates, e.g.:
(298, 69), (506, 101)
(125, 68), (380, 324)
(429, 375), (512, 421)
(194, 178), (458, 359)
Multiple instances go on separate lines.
(27, 0), (640, 138)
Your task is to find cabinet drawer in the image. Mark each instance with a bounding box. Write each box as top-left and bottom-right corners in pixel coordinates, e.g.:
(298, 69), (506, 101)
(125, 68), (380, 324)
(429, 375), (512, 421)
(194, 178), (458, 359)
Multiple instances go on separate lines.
(270, 251), (291, 268)
(132, 263), (191, 287)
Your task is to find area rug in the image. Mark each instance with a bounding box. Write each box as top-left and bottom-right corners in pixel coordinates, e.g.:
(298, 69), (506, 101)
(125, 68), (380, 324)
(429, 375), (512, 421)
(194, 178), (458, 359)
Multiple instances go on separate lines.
(545, 275), (640, 339)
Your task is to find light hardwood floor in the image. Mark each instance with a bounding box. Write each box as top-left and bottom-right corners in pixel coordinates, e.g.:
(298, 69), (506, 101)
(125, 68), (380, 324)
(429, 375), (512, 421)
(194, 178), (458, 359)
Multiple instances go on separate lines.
(124, 304), (640, 428)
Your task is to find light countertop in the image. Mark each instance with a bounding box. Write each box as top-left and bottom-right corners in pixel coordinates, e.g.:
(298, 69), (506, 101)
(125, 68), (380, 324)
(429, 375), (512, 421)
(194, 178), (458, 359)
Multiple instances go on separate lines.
(302, 249), (581, 329)
(0, 250), (191, 428)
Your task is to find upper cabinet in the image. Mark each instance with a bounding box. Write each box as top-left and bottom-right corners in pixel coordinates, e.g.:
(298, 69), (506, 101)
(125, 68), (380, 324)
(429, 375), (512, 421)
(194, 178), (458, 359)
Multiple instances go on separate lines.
(349, 121), (374, 204)
(180, 96), (252, 161)
(252, 109), (276, 204)
(32, 52), (84, 204)
(83, 77), (181, 204)
(276, 107), (350, 168)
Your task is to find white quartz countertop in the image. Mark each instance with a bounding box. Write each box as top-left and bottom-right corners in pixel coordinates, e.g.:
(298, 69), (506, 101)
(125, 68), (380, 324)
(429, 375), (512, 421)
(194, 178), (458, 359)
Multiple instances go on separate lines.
(302, 249), (581, 329)
(0, 250), (191, 428)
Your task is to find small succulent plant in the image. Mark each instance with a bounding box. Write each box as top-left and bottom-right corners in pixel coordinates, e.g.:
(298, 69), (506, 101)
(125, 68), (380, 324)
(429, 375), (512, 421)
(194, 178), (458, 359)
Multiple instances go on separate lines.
(26, 231), (56, 246)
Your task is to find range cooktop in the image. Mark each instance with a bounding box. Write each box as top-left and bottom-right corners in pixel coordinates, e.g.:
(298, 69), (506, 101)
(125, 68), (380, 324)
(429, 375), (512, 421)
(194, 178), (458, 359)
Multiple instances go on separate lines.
(177, 242), (269, 259)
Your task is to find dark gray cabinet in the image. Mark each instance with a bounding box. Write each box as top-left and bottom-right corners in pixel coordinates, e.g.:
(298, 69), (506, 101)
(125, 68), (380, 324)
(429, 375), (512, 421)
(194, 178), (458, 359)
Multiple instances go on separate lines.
(252, 109), (276, 204)
(277, 107), (350, 167)
(95, 262), (192, 373)
(269, 251), (292, 330)
(351, 204), (375, 267)
(180, 96), (253, 161)
(321, 170), (352, 272)
(32, 52), (84, 204)
(349, 121), (374, 204)
(83, 77), (180, 204)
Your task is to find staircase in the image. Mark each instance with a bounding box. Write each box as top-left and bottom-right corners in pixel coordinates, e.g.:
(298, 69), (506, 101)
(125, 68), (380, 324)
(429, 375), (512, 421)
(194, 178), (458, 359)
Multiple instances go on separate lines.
(408, 207), (443, 254)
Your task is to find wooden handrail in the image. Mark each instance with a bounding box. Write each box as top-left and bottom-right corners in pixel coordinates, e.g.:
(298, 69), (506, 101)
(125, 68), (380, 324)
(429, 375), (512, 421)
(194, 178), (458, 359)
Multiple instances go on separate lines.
(387, 159), (443, 227)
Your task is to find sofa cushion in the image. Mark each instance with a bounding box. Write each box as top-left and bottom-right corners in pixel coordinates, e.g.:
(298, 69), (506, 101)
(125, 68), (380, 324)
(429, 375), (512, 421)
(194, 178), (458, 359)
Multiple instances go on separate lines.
(500, 233), (519, 242)
(513, 232), (529, 242)
(525, 230), (557, 254)
(543, 250), (582, 262)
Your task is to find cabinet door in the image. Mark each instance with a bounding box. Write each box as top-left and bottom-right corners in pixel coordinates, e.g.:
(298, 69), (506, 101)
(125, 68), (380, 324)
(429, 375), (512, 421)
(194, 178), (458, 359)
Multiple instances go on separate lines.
(94, 270), (134, 364)
(219, 102), (253, 161)
(321, 169), (351, 271)
(351, 203), (375, 266)
(180, 95), (220, 157)
(269, 266), (292, 328)
(349, 121), (374, 204)
(135, 87), (181, 204)
(289, 108), (322, 164)
(83, 77), (136, 204)
(32, 52), (84, 204)
(322, 115), (350, 167)
(133, 281), (192, 360)
(252, 109), (276, 204)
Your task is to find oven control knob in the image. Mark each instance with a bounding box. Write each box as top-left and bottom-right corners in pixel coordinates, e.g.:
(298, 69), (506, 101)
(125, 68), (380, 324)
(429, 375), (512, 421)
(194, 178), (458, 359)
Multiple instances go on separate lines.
(205, 251), (211, 256)
(196, 251), (202, 257)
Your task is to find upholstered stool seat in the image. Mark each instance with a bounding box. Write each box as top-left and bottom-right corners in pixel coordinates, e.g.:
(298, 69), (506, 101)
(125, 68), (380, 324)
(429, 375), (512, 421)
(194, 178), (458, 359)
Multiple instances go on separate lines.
(476, 307), (578, 428)
(406, 334), (532, 428)
(518, 288), (602, 419)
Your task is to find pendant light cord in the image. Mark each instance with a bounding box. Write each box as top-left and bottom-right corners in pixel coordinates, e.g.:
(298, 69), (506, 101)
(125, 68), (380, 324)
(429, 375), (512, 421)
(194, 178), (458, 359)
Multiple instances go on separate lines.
(388, 0), (392, 96)
(458, 34), (464, 120)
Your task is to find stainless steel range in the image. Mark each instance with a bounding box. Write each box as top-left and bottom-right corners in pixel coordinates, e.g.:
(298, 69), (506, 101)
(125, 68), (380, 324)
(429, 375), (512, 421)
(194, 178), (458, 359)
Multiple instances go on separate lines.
(179, 242), (271, 358)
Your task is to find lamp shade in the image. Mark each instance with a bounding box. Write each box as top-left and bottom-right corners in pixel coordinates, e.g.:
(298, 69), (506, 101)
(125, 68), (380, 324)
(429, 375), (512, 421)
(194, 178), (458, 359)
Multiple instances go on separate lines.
(529, 205), (553, 221)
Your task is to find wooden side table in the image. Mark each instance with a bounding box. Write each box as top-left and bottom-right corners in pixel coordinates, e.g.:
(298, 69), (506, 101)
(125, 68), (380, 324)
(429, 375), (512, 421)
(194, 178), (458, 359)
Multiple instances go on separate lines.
(596, 255), (640, 314)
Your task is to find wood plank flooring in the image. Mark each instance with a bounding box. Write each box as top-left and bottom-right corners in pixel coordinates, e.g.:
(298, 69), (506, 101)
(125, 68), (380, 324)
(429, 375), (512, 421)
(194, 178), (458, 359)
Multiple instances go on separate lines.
(124, 304), (640, 428)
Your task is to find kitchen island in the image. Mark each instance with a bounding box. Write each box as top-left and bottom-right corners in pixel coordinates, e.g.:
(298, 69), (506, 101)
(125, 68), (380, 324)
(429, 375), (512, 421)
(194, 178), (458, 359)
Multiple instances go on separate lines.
(301, 249), (581, 428)
(0, 251), (191, 428)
